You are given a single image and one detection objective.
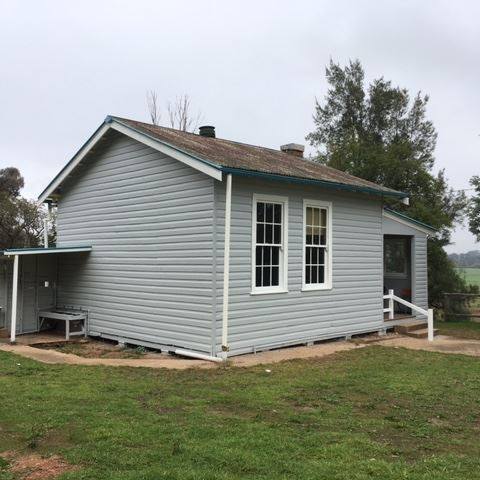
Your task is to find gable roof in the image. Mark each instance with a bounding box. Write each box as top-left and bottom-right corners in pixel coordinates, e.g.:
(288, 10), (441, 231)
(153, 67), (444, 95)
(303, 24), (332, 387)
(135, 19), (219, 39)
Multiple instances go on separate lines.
(38, 115), (408, 203)
(383, 208), (436, 235)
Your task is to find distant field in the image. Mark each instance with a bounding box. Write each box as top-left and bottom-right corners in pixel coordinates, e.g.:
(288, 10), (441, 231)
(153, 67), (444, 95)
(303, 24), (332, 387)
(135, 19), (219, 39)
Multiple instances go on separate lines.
(456, 267), (480, 287)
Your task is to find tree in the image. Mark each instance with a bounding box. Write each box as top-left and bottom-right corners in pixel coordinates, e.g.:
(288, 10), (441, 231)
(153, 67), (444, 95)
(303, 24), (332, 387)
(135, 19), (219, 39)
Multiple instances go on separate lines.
(146, 90), (161, 126)
(0, 167), (48, 249)
(146, 92), (202, 132)
(468, 176), (480, 241)
(167, 94), (202, 132)
(307, 59), (470, 306)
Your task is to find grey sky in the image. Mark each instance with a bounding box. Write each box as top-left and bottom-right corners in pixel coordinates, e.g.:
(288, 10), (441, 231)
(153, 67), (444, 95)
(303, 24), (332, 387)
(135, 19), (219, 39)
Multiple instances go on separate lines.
(1, 0), (478, 252)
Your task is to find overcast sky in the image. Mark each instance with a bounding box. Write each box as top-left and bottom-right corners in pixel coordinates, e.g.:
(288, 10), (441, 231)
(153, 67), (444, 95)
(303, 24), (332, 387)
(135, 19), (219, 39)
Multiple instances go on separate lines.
(1, 0), (478, 252)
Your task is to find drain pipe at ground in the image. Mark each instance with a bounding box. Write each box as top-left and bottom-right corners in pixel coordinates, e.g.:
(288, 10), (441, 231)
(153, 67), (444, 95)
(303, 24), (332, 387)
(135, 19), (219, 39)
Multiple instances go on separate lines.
(174, 349), (224, 363)
(220, 173), (232, 360)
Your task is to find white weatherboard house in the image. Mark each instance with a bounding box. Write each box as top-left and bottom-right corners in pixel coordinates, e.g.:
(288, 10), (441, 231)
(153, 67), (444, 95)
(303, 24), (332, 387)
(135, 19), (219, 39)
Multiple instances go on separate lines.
(0, 117), (436, 360)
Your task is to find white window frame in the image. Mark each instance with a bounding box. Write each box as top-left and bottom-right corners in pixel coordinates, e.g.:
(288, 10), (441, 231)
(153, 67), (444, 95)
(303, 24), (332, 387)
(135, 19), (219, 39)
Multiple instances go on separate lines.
(302, 199), (333, 291)
(251, 194), (289, 295)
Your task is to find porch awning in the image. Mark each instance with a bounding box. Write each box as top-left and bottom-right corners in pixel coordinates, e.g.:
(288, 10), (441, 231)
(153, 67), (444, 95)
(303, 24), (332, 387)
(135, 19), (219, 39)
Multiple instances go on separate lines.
(3, 246), (92, 256)
(3, 245), (92, 344)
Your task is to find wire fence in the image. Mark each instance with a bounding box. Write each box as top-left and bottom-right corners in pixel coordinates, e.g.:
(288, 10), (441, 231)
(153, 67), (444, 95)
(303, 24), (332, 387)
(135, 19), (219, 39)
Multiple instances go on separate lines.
(443, 293), (480, 321)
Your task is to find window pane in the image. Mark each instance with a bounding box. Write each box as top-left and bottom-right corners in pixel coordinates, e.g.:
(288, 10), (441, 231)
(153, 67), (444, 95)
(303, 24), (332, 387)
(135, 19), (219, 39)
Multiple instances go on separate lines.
(305, 266), (311, 284)
(313, 208), (320, 226)
(256, 246), (262, 266)
(311, 247), (318, 264)
(319, 266), (325, 283)
(305, 207), (312, 225)
(273, 225), (281, 245)
(272, 267), (279, 286)
(265, 224), (273, 244)
(318, 247), (325, 265)
(265, 203), (274, 223)
(320, 209), (327, 227)
(306, 226), (313, 245)
(313, 227), (320, 245)
(257, 202), (265, 222)
(256, 223), (264, 244)
(274, 204), (282, 223)
(262, 267), (271, 287)
(255, 267), (262, 287)
(320, 227), (327, 246)
(272, 247), (279, 266)
(263, 246), (271, 265)
(306, 247), (311, 264)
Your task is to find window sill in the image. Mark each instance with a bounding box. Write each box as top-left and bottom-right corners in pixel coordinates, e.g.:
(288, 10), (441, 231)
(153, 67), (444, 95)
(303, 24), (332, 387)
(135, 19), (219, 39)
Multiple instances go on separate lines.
(301, 284), (332, 292)
(250, 288), (289, 296)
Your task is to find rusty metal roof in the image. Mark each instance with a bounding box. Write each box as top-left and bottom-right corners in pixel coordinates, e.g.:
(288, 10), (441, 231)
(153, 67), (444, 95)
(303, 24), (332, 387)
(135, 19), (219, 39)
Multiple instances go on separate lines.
(111, 116), (405, 198)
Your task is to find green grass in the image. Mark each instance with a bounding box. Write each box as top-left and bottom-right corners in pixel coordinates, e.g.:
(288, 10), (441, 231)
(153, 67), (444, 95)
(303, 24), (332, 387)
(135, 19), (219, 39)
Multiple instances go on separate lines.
(1, 347), (480, 479)
(455, 267), (480, 287)
(437, 320), (480, 340)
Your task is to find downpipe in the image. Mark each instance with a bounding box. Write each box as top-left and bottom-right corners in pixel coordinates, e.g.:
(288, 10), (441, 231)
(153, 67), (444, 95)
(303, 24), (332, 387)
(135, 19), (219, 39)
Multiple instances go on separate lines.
(174, 348), (224, 363)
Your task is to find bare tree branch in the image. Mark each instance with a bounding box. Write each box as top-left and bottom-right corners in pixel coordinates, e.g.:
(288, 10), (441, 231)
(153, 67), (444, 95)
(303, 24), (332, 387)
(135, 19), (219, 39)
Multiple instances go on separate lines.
(167, 94), (203, 132)
(146, 90), (161, 126)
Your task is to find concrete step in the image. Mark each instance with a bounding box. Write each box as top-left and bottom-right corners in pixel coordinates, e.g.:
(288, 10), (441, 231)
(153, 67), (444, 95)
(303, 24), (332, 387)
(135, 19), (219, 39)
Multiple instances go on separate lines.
(405, 328), (439, 339)
(395, 322), (427, 334)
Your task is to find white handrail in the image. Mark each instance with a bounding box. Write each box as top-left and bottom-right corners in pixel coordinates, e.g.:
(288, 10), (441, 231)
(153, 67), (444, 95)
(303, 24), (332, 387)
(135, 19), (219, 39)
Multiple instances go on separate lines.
(383, 290), (434, 341)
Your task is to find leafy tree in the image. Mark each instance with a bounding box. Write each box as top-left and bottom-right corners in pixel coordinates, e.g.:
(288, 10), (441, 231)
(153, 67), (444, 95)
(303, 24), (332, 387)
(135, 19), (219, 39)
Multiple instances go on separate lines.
(307, 60), (470, 306)
(0, 167), (48, 249)
(468, 176), (480, 241)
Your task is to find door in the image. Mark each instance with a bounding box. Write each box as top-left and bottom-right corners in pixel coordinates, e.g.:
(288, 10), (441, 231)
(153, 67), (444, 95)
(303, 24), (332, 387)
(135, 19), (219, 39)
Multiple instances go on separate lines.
(384, 235), (412, 315)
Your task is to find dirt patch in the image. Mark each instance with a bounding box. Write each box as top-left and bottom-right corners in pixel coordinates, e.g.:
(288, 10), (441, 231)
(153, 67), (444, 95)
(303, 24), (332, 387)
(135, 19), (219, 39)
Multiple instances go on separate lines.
(1, 451), (76, 479)
(36, 338), (163, 359)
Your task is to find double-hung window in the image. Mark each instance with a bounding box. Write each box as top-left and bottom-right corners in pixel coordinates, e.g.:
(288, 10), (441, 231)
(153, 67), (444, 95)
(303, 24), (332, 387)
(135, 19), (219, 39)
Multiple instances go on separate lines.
(252, 195), (288, 294)
(302, 200), (332, 290)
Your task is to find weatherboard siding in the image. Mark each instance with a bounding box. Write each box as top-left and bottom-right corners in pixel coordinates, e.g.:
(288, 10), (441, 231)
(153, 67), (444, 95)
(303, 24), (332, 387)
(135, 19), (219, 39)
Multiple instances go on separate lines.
(214, 177), (385, 356)
(56, 132), (215, 354)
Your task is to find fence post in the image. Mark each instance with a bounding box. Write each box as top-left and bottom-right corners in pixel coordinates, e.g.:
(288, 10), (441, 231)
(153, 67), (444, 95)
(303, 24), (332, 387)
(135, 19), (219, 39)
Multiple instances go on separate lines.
(388, 289), (394, 320)
(427, 309), (434, 342)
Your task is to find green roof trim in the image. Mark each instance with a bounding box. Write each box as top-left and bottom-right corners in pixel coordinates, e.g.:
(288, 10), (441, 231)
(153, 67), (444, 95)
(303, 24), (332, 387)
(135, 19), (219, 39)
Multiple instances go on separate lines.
(384, 208), (437, 232)
(222, 167), (409, 199)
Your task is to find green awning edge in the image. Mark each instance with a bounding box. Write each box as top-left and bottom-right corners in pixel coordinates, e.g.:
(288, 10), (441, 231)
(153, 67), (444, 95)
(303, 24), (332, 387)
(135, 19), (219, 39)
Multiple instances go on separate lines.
(384, 208), (437, 232)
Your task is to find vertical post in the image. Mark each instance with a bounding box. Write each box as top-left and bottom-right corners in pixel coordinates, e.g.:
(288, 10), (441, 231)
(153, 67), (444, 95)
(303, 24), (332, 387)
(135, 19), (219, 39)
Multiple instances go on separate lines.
(427, 309), (434, 342)
(388, 289), (394, 320)
(43, 218), (49, 248)
(10, 255), (19, 343)
(221, 174), (232, 356)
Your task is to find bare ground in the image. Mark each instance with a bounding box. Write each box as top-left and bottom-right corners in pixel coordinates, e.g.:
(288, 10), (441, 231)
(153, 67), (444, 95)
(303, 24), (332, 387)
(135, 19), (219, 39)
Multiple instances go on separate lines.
(1, 451), (76, 480)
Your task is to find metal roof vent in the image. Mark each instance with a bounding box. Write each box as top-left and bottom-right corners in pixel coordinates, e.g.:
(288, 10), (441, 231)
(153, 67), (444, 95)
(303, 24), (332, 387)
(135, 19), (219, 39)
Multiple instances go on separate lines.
(280, 143), (304, 158)
(199, 125), (216, 138)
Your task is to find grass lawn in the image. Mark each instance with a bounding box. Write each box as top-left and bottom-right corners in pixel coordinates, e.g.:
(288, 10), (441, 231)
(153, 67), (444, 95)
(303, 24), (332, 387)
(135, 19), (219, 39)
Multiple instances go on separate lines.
(1, 347), (480, 479)
(456, 267), (480, 288)
(437, 320), (480, 340)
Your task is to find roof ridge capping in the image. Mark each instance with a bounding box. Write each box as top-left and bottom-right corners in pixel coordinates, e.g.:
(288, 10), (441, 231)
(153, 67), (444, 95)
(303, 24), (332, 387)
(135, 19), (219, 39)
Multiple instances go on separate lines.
(38, 115), (410, 203)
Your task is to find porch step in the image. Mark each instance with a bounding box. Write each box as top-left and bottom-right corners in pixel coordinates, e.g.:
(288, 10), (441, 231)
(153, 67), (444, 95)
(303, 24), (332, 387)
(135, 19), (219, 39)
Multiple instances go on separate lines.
(404, 328), (439, 339)
(394, 321), (427, 334)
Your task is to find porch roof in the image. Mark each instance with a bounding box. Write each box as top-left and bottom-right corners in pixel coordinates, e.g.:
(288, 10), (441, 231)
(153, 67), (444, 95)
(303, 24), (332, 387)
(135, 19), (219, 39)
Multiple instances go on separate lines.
(2, 245), (92, 256)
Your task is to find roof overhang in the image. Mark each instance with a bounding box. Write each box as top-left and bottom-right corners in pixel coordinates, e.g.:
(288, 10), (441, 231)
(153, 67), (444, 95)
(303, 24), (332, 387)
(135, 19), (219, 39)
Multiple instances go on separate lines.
(3, 246), (93, 256)
(383, 208), (436, 235)
(38, 117), (223, 203)
(222, 167), (409, 200)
